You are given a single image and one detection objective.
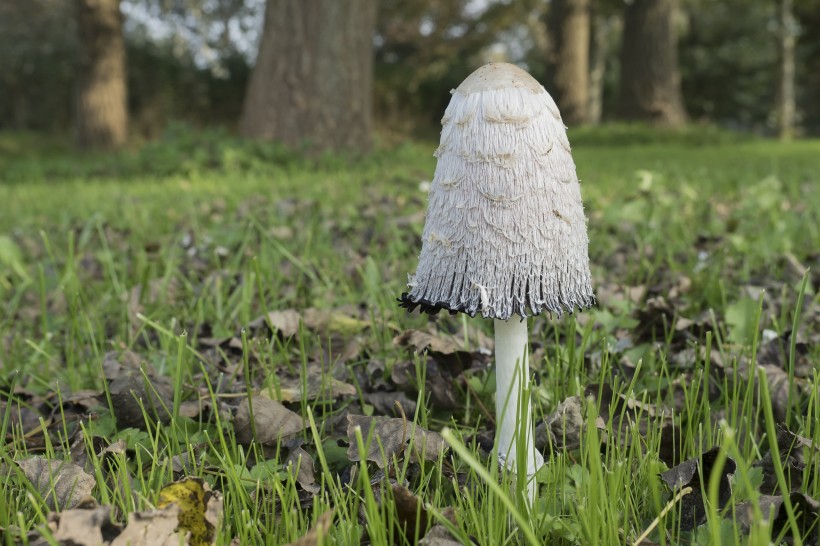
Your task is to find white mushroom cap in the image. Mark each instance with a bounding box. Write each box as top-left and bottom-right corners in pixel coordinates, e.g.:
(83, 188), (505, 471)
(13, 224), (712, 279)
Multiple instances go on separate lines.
(400, 63), (595, 320)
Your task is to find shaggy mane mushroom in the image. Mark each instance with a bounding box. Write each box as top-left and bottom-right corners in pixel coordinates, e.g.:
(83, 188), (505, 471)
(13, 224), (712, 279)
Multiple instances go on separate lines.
(400, 62), (595, 502)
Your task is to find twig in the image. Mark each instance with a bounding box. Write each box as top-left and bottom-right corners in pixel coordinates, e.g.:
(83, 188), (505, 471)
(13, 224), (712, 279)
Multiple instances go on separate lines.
(631, 486), (693, 546)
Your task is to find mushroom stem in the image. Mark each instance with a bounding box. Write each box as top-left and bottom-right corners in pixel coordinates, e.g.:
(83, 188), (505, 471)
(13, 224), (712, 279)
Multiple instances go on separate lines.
(494, 317), (543, 502)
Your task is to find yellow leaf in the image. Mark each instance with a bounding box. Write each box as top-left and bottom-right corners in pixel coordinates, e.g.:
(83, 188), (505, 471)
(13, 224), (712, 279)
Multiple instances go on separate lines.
(157, 477), (221, 546)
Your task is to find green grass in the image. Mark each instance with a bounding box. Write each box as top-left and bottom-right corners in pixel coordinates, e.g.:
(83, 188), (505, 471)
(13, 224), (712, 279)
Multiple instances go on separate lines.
(0, 126), (818, 545)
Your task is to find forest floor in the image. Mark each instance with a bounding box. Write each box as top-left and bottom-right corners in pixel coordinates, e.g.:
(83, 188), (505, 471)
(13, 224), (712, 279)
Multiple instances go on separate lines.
(0, 126), (818, 545)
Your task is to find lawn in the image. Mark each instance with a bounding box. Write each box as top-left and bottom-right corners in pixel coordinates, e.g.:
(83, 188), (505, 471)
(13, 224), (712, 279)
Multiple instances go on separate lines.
(0, 127), (818, 545)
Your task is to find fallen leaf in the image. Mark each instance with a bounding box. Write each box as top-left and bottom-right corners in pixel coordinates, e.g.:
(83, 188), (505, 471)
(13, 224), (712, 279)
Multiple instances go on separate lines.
(17, 457), (96, 510)
(584, 384), (670, 452)
(753, 452), (805, 496)
(419, 525), (463, 546)
(107, 373), (175, 429)
(102, 351), (175, 430)
(419, 507), (462, 546)
(595, 283), (647, 308)
(535, 395), (605, 452)
(287, 447), (320, 494)
(102, 350), (151, 379)
(69, 433), (126, 473)
(346, 415), (447, 468)
(284, 511), (333, 546)
(364, 391), (418, 418)
(247, 309), (301, 338)
(302, 308), (369, 335)
(44, 501), (121, 545)
(391, 484), (431, 541)
(757, 329), (812, 378)
(393, 329), (487, 372)
(737, 492), (820, 545)
(659, 447), (736, 531)
(157, 477), (222, 546)
(234, 396), (305, 445)
(394, 330), (463, 357)
(258, 374), (356, 403)
(775, 424), (820, 461)
(391, 360), (461, 410)
(0, 394), (47, 447)
(247, 308), (369, 340)
(110, 506), (184, 546)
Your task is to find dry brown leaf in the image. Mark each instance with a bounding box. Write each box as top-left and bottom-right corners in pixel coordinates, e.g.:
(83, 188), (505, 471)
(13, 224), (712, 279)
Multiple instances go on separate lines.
(102, 350), (151, 378)
(258, 374), (356, 403)
(659, 447), (736, 531)
(234, 396), (305, 445)
(346, 415), (447, 468)
(391, 484), (431, 541)
(364, 391), (418, 418)
(595, 283), (647, 308)
(393, 330), (463, 356)
(107, 373), (175, 429)
(44, 502), (119, 545)
(287, 447), (320, 494)
(247, 309), (302, 338)
(736, 493), (820, 544)
(284, 511), (333, 546)
(247, 308), (369, 339)
(535, 395), (606, 452)
(69, 433), (127, 473)
(302, 308), (369, 335)
(419, 526), (463, 546)
(109, 506), (185, 546)
(419, 506), (461, 546)
(17, 457), (96, 510)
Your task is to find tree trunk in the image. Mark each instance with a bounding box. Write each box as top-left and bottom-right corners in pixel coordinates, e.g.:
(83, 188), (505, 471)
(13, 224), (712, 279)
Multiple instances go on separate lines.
(776, 0), (796, 140)
(588, 13), (618, 125)
(240, 0), (376, 154)
(618, 0), (687, 126)
(74, 0), (127, 150)
(547, 0), (591, 126)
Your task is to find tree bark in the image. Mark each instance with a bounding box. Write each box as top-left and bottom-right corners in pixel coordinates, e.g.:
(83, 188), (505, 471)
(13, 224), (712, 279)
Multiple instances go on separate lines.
(547, 0), (591, 126)
(240, 0), (376, 153)
(74, 0), (127, 150)
(588, 13), (618, 125)
(618, 0), (687, 126)
(776, 0), (796, 140)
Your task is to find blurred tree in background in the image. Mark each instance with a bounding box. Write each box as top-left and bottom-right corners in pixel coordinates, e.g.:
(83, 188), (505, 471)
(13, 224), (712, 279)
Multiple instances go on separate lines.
(74, 0), (128, 150)
(618, 0), (687, 126)
(796, 0), (820, 133)
(546, 0), (591, 125)
(240, 0), (376, 153)
(1, 0), (819, 147)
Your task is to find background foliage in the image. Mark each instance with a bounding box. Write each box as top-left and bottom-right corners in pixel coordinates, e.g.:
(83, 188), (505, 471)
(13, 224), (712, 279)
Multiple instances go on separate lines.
(2, 0), (820, 136)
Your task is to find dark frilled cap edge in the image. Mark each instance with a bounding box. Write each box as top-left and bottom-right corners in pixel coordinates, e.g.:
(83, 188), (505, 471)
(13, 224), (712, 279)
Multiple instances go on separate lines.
(398, 292), (596, 319)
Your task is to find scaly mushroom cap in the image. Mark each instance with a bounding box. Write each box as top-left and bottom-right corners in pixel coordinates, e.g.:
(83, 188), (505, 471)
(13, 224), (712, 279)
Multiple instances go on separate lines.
(400, 62), (595, 320)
